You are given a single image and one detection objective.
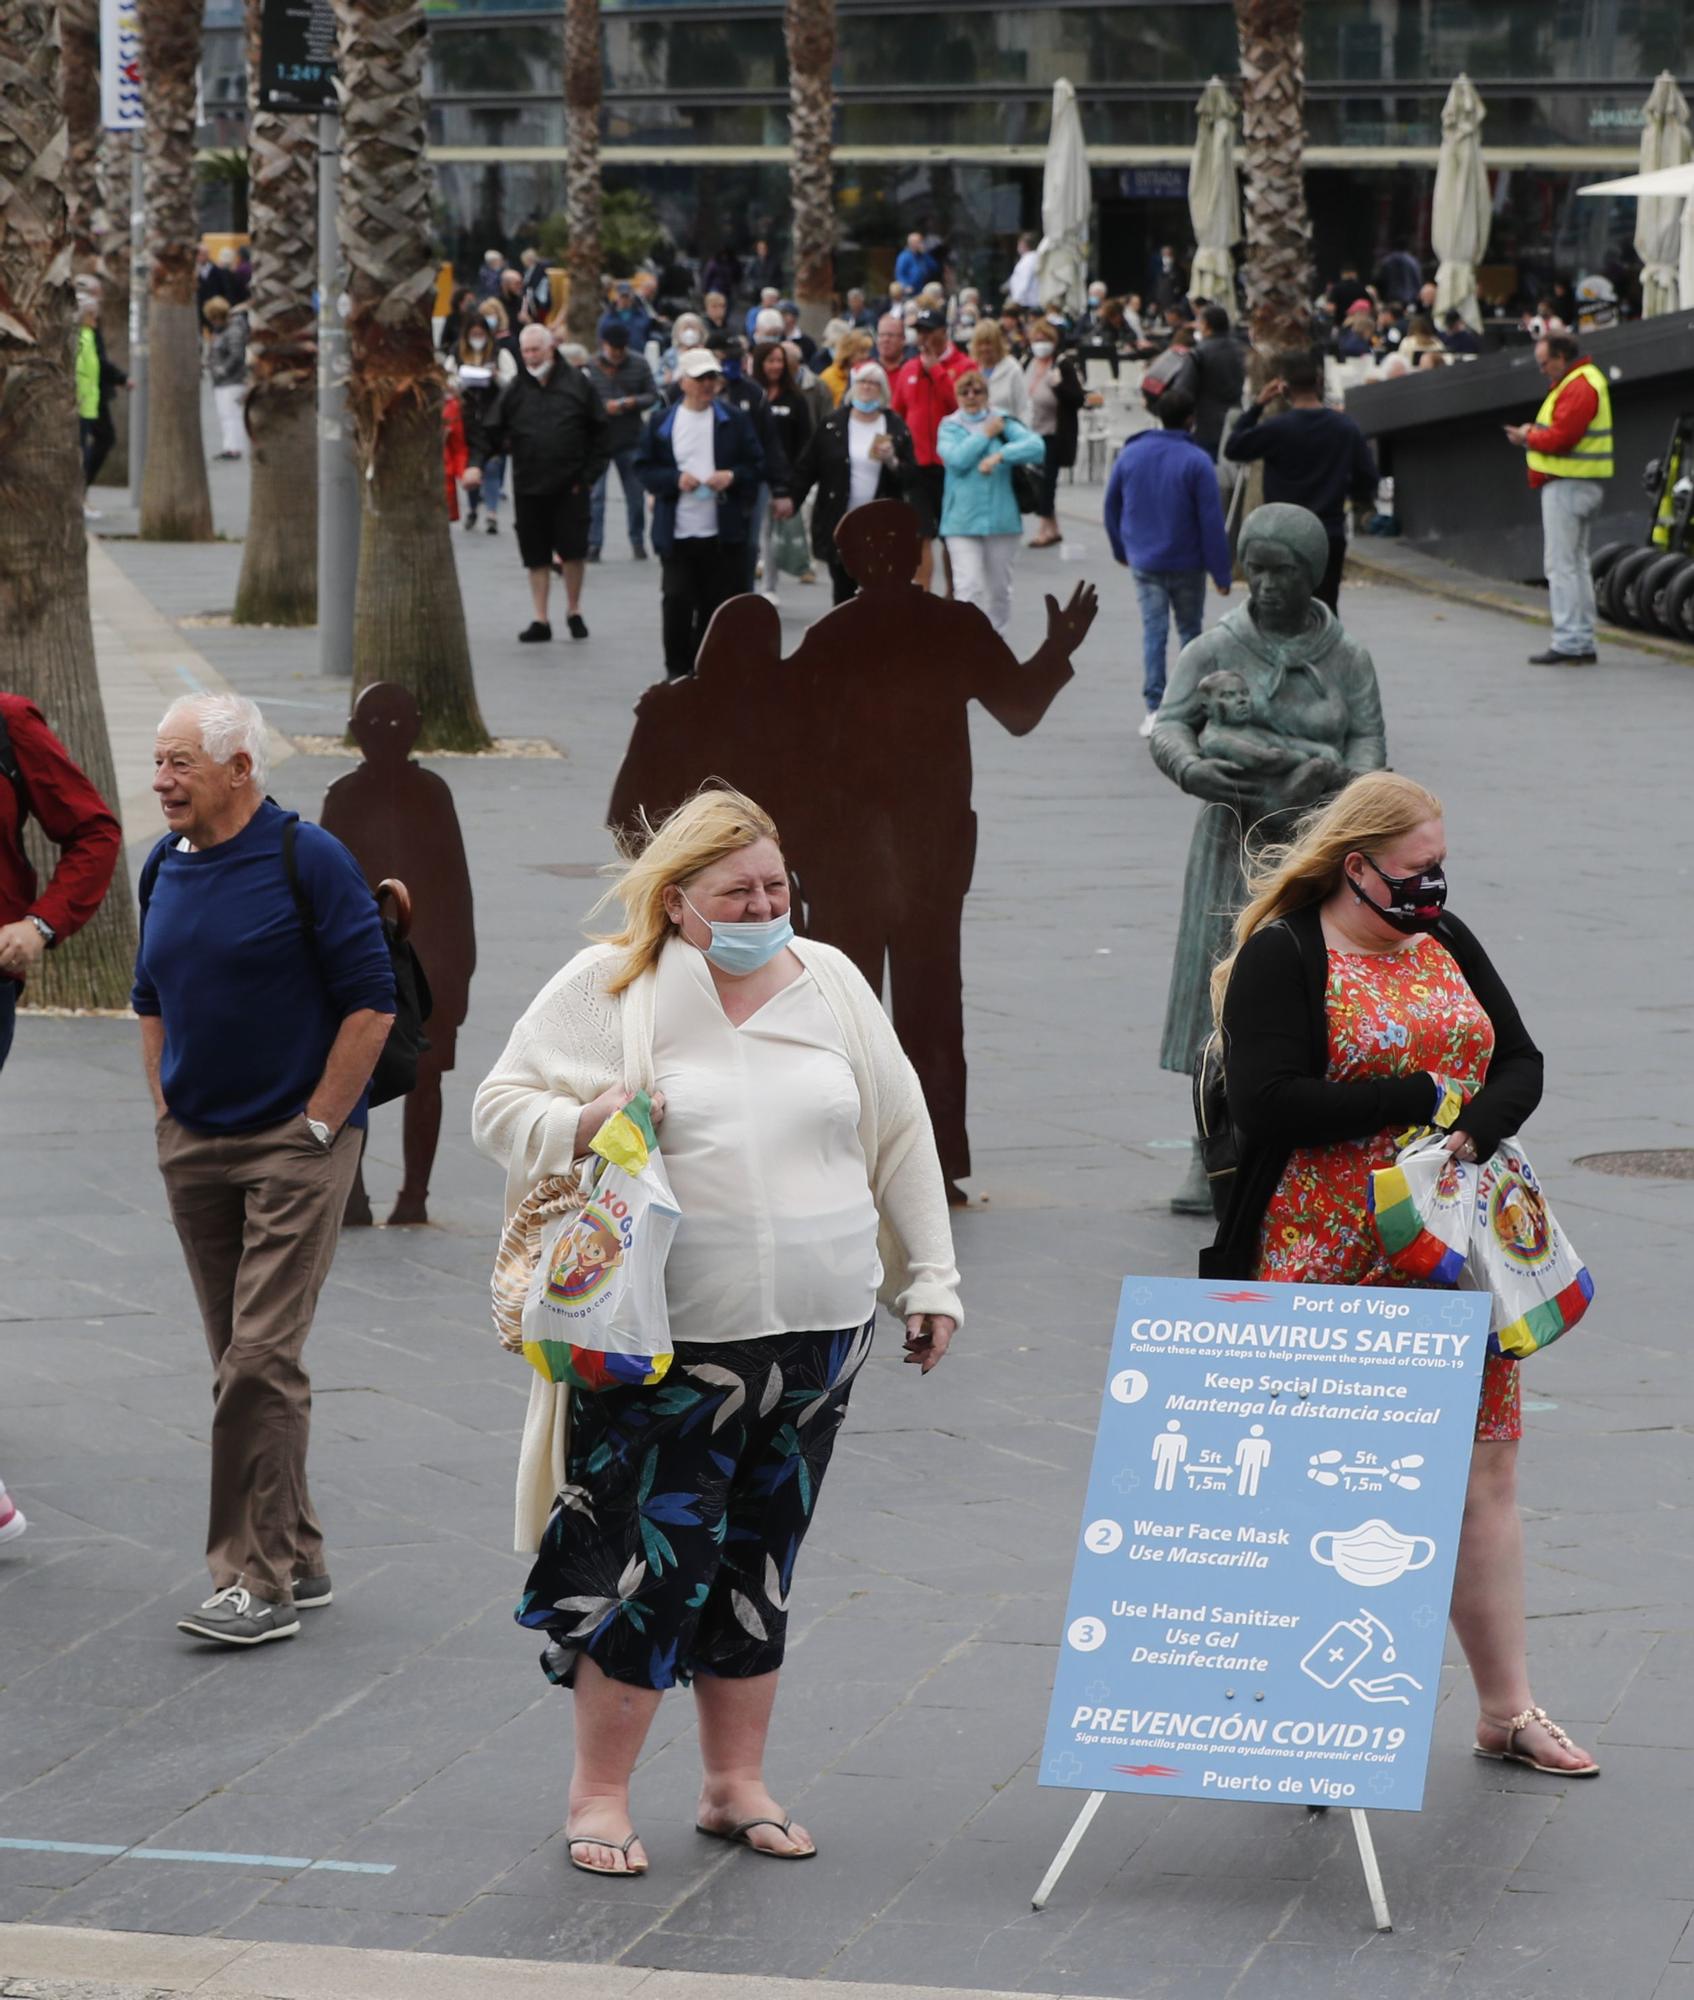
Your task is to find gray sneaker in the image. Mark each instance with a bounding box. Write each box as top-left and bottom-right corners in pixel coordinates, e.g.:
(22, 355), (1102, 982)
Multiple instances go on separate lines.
(292, 1571), (334, 1609)
(177, 1584), (301, 1647)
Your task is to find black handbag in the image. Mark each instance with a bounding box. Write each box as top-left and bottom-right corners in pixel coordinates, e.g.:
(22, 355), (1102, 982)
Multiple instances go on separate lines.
(1011, 464), (1042, 514)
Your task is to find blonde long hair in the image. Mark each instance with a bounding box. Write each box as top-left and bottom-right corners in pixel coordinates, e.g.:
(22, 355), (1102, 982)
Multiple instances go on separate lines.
(1209, 772), (1444, 1021)
(594, 785), (781, 995)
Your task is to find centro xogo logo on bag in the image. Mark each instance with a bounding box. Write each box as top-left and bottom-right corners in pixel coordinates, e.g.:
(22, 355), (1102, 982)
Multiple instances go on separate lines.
(545, 1197), (637, 1309)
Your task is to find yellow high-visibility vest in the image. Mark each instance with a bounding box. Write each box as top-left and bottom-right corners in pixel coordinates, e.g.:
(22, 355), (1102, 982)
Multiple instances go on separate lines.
(1525, 362), (1613, 480)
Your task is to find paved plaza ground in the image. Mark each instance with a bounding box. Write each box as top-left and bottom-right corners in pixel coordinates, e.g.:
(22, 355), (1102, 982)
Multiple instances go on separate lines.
(2, 442), (1692, 2000)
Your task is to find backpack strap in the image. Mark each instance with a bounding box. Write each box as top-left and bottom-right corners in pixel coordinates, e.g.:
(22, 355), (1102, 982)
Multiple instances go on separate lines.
(280, 816), (315, 937)
(137, 835), (173, 915)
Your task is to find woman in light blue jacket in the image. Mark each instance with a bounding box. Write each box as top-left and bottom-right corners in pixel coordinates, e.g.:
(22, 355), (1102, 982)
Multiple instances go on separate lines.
(936, 369), (1047, 633)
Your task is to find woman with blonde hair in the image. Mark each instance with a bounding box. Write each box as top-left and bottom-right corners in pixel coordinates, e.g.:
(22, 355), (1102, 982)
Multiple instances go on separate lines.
(1207, 770), (1598, 1781)
(474, 787), (963, 1876)
(818, 326), (873, 405)
(968, 318), (1031, 423)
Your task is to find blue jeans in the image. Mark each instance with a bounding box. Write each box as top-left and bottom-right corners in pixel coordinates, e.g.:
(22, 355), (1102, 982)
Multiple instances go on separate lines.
(1540, 477), (1603, 655)
(590, 445), (646, 555)
(474, 454), (505, 518)
(0, 979), (16, 1076)
(1132, 567), (1206, 710)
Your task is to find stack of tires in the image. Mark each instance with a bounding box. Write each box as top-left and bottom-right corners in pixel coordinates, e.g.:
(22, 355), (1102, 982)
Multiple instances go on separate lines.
(1594, 542), (1694, 642)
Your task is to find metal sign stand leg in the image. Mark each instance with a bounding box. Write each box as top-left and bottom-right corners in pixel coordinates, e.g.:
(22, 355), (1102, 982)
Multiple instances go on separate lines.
(1349, 1809), (1393, 1931)
(1030, 1790), (1105, 1911)
(1031, 1794), (1393, 1930)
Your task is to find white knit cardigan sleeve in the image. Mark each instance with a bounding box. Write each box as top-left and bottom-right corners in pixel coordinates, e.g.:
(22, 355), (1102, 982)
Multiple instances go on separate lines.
(792, 939), (964, 1329)
(471, 944), (631, 1218)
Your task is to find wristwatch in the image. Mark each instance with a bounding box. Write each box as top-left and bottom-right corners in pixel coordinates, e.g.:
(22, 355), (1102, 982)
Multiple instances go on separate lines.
(27, 915), (54, 946)
(305, 1117), (333, 1148)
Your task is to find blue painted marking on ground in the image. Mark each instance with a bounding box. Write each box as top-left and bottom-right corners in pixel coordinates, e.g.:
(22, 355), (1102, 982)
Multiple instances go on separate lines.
(174, 663), (207, 692)
(0, 1836), (394, 1876)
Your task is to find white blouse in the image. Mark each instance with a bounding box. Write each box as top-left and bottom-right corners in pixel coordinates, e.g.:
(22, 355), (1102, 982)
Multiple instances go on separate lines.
(651, 940), (883, 1343)
(846, 413), (888, 515)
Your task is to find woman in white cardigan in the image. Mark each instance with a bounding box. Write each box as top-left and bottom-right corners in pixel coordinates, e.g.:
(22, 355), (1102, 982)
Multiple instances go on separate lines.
(473, 787), (962, 1880)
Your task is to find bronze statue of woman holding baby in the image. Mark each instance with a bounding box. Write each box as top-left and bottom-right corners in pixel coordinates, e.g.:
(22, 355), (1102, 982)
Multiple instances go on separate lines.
(1149, 502), (1388, 1213)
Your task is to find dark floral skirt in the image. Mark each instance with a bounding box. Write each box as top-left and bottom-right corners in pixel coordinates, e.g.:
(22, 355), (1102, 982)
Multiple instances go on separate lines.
(516, 1321), (874, 1691)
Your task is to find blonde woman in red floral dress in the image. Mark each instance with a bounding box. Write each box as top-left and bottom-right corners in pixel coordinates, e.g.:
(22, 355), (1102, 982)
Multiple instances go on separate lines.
(1206, 772), (1598, 1779)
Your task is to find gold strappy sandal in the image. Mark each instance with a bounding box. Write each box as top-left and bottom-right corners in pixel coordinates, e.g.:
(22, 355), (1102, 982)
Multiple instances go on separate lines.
(1474, 1705), (1600, 1778)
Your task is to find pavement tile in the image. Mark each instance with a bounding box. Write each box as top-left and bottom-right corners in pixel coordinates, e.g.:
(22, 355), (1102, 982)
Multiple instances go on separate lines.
(1449, 1886), (1693, 2000)
(422, 1890), (669, 1963)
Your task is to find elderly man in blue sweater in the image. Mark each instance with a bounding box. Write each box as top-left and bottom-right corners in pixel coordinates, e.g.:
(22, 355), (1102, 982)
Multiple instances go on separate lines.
(136, 693), (396, 1649)
(1104, 388), (1233, 737)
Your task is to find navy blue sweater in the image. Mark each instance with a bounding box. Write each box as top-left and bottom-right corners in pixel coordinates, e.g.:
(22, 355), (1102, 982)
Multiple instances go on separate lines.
(1223, 403), (1379, 538)
(132, 801), (395, 1135)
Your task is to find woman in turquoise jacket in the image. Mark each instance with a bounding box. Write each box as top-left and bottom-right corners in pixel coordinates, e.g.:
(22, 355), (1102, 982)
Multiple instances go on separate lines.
(936, 370), (1047, 633)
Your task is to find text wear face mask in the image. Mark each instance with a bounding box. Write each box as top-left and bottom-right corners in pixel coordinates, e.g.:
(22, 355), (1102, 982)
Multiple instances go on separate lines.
(680, 891), (793, 976)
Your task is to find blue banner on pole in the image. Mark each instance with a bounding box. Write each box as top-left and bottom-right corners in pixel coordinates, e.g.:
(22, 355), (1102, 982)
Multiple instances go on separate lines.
(1040, 1276), (1490, 1813)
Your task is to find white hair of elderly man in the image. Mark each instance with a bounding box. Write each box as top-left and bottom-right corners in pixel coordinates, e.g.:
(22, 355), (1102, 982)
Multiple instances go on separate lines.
(158, 692), (270, 788)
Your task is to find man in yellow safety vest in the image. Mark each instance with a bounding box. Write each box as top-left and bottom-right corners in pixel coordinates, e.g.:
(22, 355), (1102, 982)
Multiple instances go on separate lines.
(1505, 331), (1612, 666)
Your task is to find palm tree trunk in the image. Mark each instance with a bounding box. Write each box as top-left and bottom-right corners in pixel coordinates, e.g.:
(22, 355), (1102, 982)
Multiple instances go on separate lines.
(563, 0), (602, 345)
(0, 0), (136, 1009)
(1234, 0), (1313, 352)
(139, 0), (214, 541)
(785, 0), (835, 337)
(234, 0), (318, 626)
(95, 129), (133, 486)
(332, 0), (490, 750)
(60, 0), (99, 276)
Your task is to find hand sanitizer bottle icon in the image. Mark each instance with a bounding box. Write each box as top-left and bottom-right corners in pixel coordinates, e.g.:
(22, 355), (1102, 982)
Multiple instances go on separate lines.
(1300, 1611), (1390, 1689)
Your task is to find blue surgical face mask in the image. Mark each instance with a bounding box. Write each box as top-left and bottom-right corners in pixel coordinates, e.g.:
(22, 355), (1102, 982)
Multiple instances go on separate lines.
(850, 393), (883, 414)
(681, 891), (794, 976)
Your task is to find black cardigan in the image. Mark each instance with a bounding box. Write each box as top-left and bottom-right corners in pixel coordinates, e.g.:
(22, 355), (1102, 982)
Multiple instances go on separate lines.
(789, 405), (929, 559)
(1200, 901), (1544, 1280)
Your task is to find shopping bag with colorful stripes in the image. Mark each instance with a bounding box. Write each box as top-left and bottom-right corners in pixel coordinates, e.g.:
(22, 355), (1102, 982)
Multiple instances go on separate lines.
(519, 1091), (681, 1390)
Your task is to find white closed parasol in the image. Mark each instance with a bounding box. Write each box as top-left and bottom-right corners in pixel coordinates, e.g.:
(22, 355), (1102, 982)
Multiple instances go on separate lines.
(1432, 75), (1490, 333)
(1187, 77), (1240, 321)
(1035, 79), (1091, 317)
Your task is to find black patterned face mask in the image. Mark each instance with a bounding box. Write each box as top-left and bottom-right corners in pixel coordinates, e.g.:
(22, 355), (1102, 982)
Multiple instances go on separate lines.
(1349, 853), (1448, 933)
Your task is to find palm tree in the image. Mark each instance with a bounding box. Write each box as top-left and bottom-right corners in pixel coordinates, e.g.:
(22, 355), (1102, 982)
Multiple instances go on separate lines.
(563, 0), (603, 343)
(331, 0), (490, 750)
(785, 0), (835, 335)
(95, 128), (134, 486)
(0, 0), (135, 1007)
(60, 0), (99, 274)
(233, 0), (318, 626)
(1233, 0), (1313, 352)
(139, 0), (214, 539)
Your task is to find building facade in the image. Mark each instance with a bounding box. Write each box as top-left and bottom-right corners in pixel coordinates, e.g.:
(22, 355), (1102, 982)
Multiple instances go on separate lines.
(198, 0), (1691, 302)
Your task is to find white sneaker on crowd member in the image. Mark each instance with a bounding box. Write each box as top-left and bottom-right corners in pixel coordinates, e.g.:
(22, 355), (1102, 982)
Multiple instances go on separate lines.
(1138, 709), (1159, 739)
(0, 1480), (27, 1544)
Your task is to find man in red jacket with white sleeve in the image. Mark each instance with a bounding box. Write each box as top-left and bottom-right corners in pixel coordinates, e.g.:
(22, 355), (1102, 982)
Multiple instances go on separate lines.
(891, 308), (972, 591)
(0, 693), (123, 1073)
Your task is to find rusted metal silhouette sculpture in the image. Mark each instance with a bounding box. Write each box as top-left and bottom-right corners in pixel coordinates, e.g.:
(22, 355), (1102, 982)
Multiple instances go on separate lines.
(608, 499), (1097, 1201)
(319, 683), (476, 1227)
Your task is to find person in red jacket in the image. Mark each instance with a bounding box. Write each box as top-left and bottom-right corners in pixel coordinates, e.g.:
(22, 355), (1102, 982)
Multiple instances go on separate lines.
(0, 694), (122, 1074)
(890, 308), (971, 590)
(0, 692), (121, 1552)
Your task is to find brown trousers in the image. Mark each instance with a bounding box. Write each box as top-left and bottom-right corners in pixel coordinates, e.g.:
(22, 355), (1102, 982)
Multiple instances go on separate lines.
(157, 1114), (361, 1605)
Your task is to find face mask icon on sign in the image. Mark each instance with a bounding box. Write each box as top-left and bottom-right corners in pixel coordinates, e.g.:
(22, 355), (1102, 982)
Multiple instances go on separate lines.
(1309, 1518), (1436, 1588)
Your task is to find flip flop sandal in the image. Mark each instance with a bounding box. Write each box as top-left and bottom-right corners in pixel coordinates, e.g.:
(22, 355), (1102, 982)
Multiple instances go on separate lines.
(695, 1813), (817, 1859)
(567, 1830), (648, 1876)
(1474, 1705), (1600, 1778)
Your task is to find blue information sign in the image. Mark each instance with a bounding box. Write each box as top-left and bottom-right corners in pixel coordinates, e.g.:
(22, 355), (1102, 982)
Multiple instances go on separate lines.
(1040, 1276), (1490, 1813)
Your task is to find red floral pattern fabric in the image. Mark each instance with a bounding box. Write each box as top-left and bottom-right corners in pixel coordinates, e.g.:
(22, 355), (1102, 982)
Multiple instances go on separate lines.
(1256, 934), (1520, 1443)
